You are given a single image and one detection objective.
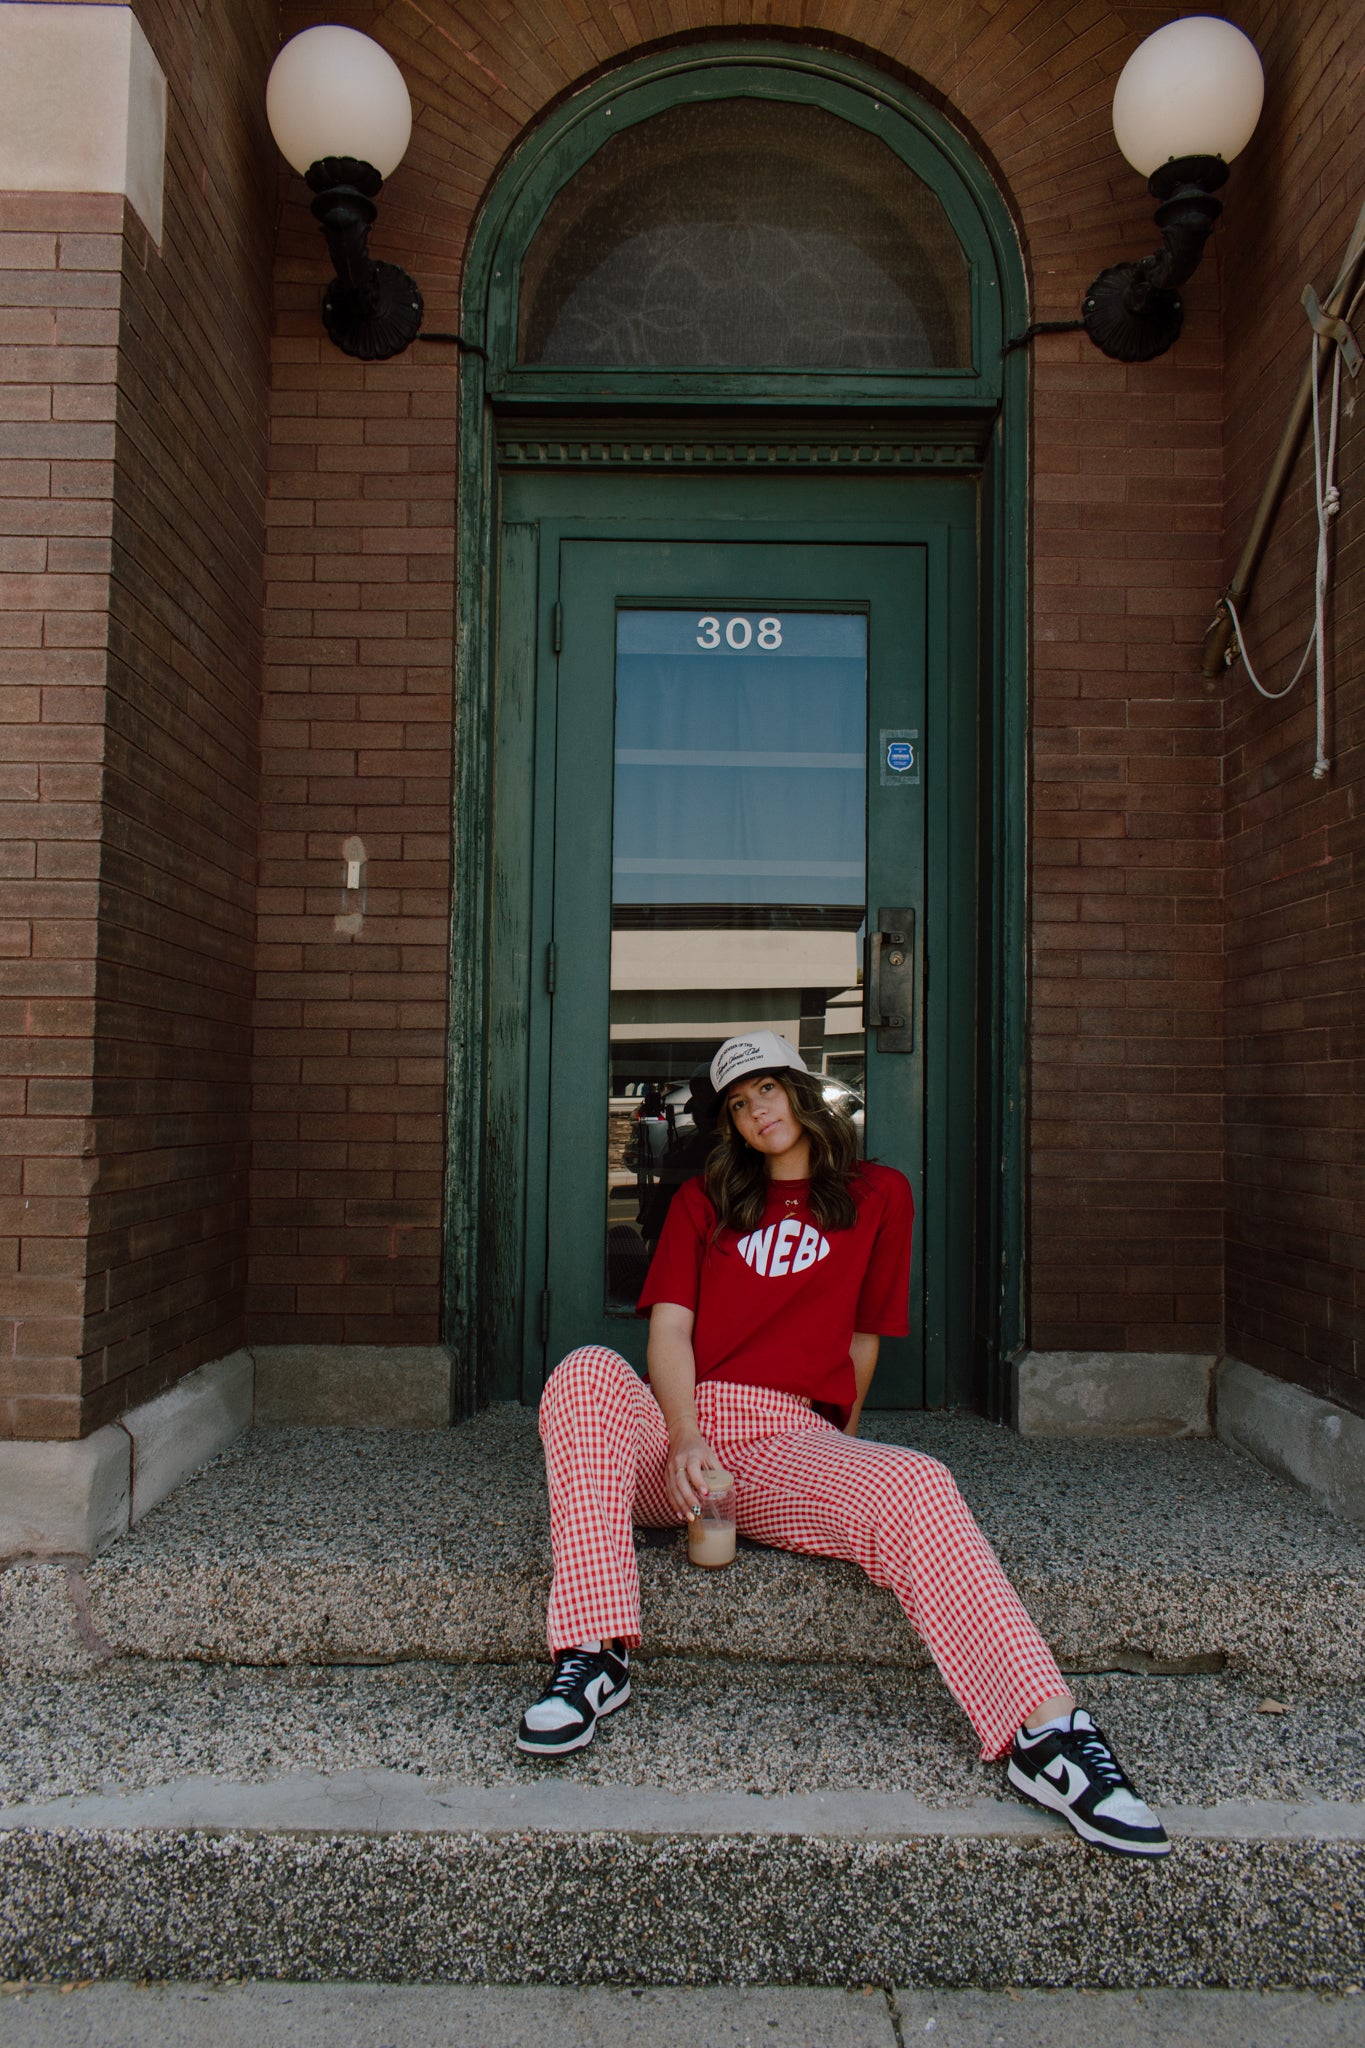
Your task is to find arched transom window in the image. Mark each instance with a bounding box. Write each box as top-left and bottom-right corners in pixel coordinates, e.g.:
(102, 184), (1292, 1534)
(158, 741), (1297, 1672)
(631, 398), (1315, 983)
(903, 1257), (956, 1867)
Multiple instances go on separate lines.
(516, 98), (972, 373)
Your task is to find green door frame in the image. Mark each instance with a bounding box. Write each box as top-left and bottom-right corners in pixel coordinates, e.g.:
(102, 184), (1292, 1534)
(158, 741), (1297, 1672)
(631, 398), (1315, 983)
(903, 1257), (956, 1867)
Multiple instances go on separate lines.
(514, 505), (975, 1408)
(445, 41), (1030, 1420)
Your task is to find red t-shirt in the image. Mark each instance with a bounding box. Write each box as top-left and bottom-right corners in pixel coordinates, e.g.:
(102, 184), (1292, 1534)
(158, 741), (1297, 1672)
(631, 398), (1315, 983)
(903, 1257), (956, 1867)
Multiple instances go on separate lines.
(637, 1162), (914, 1425)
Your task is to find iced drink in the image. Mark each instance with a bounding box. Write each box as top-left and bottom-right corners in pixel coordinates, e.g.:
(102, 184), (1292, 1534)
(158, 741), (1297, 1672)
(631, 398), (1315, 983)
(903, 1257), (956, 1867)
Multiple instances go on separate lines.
(687, 1468), (737, 1568)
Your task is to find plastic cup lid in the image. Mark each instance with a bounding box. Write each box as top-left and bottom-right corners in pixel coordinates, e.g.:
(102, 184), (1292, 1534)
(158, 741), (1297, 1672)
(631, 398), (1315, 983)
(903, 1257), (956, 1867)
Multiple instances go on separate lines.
(700, 1467), (735, 1496)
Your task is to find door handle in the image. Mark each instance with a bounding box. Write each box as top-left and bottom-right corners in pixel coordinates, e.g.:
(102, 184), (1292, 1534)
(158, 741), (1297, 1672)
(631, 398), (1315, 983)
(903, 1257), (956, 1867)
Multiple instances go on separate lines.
(865, 907), (915, 1053)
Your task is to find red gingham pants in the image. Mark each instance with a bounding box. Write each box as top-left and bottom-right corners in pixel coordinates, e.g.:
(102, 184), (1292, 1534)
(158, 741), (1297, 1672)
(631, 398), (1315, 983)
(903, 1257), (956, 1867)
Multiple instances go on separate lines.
(540, 1346), (1068, 1762)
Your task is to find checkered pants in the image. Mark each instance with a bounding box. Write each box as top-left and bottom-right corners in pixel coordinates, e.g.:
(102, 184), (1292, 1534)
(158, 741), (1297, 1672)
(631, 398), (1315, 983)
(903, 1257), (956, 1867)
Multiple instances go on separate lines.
(539, 1346), (1068, 1761)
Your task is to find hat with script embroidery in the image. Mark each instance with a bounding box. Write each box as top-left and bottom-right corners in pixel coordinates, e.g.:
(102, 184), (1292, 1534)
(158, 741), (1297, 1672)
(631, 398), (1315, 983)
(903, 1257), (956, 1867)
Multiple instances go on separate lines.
(710, 1031), (809, 1097)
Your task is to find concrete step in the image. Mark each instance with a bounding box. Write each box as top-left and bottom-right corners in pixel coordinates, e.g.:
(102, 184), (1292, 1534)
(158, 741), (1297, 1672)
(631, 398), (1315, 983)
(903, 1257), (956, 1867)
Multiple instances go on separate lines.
(2, 1658), (1363, 1986)
(3, 1409), (1364, 1682)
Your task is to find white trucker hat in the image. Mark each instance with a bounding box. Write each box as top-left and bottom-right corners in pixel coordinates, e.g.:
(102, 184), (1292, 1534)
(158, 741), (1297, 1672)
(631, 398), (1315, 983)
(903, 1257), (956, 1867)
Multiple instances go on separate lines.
(710, 1031), (809, 1096)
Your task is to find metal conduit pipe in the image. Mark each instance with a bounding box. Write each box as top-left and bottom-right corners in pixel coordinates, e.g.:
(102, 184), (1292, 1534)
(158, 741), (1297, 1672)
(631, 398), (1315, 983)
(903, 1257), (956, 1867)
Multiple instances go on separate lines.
(1201, 195), (1365, 679)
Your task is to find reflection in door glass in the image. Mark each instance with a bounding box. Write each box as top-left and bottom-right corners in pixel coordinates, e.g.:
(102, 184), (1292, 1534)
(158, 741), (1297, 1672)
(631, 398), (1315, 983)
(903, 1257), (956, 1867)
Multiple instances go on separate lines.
(606, 610), (868, 1314)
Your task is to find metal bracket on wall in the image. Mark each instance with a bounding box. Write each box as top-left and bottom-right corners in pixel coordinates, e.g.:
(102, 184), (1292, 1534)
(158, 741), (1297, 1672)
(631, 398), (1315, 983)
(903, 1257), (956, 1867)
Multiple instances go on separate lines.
(417, 331), (489, 359)
(1302, 286), (1361, 376)
(1002, 319), (1085, 354)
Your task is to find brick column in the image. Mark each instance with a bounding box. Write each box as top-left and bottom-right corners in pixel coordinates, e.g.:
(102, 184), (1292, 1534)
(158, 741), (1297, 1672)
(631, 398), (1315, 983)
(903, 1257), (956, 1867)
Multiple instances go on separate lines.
(0, 0), (275, 1441)
(0, 195), (122, 1438)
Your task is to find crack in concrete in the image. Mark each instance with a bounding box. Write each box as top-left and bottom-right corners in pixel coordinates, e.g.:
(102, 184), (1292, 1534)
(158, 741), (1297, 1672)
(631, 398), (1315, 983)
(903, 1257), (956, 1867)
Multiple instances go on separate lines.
(64, 1566), (115, 1668)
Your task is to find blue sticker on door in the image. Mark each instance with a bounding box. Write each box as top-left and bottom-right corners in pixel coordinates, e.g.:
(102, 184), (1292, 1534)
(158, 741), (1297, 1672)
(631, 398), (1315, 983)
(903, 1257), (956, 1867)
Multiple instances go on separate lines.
(880, 727), (920, 786)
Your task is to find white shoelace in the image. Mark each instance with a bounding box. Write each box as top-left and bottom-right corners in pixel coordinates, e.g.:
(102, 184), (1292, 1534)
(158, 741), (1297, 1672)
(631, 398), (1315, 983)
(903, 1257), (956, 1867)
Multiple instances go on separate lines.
(523, 1648), (606, 1732)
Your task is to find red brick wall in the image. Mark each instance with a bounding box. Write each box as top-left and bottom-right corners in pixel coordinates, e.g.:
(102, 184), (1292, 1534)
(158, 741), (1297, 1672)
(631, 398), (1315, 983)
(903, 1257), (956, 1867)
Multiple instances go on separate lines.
(0, 0), (276, 1438)
(1025, 161), (1225, 1357)
(1221, 0), (1365, 1418)
(0, 195), (121, 1438)
(25, 1), (1360, 1430)
(85, 0), (277, 1432)
(250, 3), (458, 1342)
(251, 0), (1228, 1365)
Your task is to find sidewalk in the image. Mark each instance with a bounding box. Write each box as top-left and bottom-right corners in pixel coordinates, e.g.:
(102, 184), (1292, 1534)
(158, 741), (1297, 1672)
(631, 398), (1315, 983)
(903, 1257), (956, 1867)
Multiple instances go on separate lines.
(2, 1982), (1363, 2047)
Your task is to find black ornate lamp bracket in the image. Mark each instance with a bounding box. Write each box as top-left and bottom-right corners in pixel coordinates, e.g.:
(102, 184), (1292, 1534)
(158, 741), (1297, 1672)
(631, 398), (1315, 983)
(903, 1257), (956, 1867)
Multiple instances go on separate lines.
(305, 156), (423, 362)
(1083, 154), (1229, 363)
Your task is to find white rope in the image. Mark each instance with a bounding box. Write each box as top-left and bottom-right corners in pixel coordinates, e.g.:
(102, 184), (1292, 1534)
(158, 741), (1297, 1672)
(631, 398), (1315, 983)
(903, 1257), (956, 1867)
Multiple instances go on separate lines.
(1226, 284), (1357, 773)
(1312, 340), (1343, 776)
(1224, 590), (1312, 702)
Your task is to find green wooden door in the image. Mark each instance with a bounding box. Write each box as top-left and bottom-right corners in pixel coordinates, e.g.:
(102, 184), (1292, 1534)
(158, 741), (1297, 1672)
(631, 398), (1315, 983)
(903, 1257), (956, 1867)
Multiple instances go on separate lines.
(518, 489), (977, 1410)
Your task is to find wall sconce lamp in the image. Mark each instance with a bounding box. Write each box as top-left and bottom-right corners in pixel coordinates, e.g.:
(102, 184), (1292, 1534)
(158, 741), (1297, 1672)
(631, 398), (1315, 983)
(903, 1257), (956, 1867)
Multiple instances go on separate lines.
(1083, 15), (1264, 363)
(266, 25), (422, 362)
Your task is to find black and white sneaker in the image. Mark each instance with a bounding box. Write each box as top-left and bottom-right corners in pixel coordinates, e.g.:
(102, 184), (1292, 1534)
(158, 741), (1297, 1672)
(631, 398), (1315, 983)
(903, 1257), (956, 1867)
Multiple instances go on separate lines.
(1007, 1708), (1171, 1857)
(516, 1640), (631, 1756)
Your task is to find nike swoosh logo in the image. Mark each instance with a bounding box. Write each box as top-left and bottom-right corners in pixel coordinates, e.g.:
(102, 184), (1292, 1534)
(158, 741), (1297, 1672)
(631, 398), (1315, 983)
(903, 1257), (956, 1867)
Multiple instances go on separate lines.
(1043, 1756), (1089, 1801)
(584, 1672), (612, 1709)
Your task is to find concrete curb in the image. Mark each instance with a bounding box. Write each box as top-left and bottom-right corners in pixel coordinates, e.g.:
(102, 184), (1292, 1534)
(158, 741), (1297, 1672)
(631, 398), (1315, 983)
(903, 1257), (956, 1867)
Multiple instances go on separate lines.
(0, 1354), (254, 1564)
(0, 1431), (130, 1562)
(1014, 1353), (1214, 1438)
(1218, 1358), (1365, 1528)
(1014, 1352), (1365, 1531)
(252, 1346), (454, 1427)
(126, 1354), (254, 1527)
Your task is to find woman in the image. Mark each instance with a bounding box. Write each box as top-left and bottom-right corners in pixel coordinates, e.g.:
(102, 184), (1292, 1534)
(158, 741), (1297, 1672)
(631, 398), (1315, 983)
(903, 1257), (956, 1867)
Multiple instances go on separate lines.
(518, 1031), (1169, 1858)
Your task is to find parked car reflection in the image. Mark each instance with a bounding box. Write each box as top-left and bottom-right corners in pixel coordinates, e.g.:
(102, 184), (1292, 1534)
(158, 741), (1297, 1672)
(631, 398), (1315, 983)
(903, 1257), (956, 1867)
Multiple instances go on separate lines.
(630, 1076), (864, 1173)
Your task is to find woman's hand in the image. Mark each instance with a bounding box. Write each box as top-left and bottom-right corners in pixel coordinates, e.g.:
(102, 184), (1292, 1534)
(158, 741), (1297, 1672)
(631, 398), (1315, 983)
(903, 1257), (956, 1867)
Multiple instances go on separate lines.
(665, 1424), (721, 1520)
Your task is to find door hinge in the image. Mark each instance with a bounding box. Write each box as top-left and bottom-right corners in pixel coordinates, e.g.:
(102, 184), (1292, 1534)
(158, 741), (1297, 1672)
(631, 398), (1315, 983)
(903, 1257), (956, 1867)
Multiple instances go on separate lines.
(546, 940), (557, 994)
(552, 600), (563, 653)
(539, 1286), (551, 1344)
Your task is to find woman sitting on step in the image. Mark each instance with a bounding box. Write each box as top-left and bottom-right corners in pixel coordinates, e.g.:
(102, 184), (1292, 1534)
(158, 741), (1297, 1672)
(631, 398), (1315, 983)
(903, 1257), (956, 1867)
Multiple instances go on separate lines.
(518, 1031), (1170, 1858)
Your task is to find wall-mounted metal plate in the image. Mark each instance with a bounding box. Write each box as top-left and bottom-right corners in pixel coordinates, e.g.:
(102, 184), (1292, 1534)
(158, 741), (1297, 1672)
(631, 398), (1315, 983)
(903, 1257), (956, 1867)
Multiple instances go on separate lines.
(866, 906), (915, 1052)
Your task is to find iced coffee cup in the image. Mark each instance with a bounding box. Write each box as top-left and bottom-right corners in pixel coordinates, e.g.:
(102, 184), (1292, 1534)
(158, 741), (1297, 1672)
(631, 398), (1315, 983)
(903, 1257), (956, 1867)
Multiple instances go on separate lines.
(687, 1468), (737, 1568)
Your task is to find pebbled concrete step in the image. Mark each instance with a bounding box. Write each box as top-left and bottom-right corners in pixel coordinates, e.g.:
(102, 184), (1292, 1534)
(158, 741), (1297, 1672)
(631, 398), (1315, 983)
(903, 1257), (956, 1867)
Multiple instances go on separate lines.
(4, 1659), (1364, 1811)
(1, 1658), (1363, 1987)
(2, 1409), (1363, 1683)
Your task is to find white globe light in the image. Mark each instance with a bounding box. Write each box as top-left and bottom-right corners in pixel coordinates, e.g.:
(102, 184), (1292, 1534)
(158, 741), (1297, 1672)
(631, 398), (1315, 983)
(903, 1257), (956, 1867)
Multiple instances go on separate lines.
(266, 25), (413, 179)
(1112, 15), (1264, 178)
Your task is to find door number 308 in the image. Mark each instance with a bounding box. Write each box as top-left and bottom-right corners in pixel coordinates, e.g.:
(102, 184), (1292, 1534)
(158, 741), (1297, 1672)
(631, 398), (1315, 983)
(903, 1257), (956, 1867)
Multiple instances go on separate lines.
(696, 615), (783, 650)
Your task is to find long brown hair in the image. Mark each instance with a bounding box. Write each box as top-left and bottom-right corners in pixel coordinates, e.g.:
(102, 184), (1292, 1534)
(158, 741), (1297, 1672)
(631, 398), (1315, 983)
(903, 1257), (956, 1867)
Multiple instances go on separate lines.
(704, 1066), (859, 1237)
